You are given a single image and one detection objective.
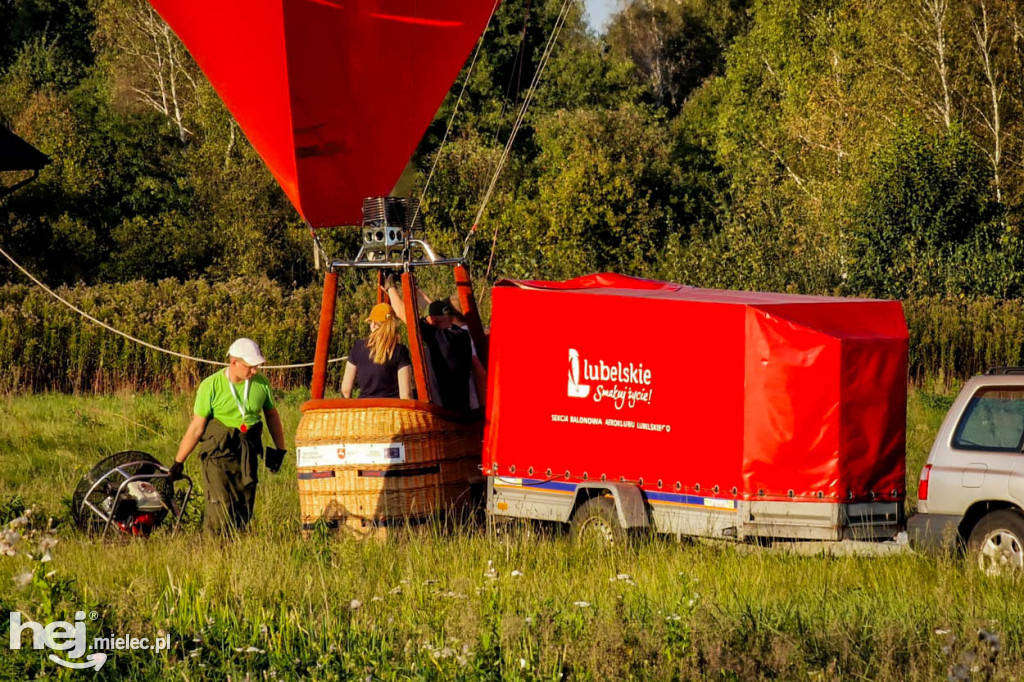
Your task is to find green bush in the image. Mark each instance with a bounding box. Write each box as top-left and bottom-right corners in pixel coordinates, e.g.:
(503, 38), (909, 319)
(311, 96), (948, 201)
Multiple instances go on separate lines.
(0, 277), (376, 393)
(904, 296), (1024, 384)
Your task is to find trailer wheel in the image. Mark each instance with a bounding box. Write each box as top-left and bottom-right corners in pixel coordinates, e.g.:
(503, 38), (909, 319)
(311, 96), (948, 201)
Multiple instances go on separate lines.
(571, 496), (625, 546)
(968, 510), (1024, 576)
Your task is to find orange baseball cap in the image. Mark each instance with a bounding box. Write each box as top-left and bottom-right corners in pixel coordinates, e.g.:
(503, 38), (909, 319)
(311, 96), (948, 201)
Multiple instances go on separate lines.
(367, 302), (394, 323)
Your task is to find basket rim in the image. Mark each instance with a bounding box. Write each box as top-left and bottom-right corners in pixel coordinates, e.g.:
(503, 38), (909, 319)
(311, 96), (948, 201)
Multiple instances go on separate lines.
(301, 397), (483, 423)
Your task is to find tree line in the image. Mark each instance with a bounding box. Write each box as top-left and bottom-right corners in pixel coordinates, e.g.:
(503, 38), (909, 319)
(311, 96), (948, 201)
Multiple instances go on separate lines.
(2, 0), (1023, 300)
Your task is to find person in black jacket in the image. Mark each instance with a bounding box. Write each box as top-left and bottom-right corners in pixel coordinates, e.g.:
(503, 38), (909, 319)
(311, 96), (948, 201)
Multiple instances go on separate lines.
(385, 278), (486, 412)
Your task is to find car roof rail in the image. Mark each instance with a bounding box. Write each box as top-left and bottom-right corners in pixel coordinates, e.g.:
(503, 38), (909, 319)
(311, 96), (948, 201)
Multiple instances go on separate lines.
(985, 367), (1024, 375)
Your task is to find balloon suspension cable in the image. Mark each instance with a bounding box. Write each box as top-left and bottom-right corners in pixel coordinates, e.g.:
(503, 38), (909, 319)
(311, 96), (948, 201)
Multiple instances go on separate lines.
(410, 0), (501, 231)
(309, 224), (330, 271)
(461, 223), (479, 262)
(0, 243), (345, 369)
(481, 0), (573, 282)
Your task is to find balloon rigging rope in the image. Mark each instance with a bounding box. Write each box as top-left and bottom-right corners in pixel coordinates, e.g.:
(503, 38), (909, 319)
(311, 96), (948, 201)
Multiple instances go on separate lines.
(412, 0), (502, 229)
(0, 244), (346, 369)
(480, 0), (573, 281)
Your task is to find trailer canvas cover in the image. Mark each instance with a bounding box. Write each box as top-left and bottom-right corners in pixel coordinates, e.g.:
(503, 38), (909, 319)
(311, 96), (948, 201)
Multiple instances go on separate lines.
(483, 274), (908, 504)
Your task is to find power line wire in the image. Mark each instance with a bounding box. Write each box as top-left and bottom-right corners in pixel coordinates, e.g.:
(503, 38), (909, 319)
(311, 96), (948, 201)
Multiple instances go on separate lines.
(0, 244), (345, 369)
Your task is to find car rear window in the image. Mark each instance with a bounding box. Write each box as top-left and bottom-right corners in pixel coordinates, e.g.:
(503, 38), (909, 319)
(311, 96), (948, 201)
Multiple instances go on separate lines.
(953, 387), (1024, 452)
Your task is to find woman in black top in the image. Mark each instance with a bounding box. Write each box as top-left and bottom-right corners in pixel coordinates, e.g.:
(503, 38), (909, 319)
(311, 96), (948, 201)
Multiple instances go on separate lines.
(341, 303), (413, 399)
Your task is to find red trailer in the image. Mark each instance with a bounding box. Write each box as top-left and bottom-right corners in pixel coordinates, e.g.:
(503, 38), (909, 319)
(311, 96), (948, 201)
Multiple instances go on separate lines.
(483, 274), (908, 542)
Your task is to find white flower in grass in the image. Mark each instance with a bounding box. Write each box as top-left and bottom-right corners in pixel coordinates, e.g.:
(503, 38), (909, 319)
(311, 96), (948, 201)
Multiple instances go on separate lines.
(934, 628), (951, 636)
(349, 599), (363, 611)
(519, 658), (527, 669)
(484, 560), (498, 580)
(525, 616), (533, 625)
(9, 516), (29, 529)
(573, 601), (591, 608)
(13, 571), (32, 587)
(2, 529), (20, 545)
(665, 614), (681, 622)
(189, 651), (201, 658)
(371, 596), (383, 602)
(38, 537), (57, 551)
(0, 542), (15, 557)
(510, 570), (523, 578)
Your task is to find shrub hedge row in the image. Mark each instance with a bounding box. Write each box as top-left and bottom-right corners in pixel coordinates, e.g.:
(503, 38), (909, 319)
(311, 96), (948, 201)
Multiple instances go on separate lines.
(0, 278), (379, 393)
(2, 280), (1023, 392)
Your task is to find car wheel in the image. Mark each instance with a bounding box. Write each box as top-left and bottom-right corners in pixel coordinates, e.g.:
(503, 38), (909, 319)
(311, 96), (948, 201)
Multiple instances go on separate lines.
(968, 509), (1024, 576)
(571, 496), (625, 546)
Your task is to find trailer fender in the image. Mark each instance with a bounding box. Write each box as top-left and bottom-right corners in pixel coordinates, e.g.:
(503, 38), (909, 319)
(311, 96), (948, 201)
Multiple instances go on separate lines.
(573, 483), (650, 530)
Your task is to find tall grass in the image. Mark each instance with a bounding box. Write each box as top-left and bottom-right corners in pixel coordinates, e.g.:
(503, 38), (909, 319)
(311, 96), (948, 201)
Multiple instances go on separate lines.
(1, 390), (1022, 680)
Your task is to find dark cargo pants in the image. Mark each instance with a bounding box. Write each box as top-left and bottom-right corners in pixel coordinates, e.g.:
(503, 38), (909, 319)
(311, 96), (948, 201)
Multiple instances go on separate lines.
(198, 419), (263, 535)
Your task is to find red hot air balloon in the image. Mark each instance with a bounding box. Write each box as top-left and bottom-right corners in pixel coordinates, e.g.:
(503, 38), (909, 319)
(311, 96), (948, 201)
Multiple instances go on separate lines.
(147, 0), (499, 227)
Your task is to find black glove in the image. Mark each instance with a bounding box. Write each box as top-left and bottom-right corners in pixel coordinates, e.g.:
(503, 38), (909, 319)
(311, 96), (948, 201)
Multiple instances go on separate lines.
(265, 447), (287, 473)
(168, 461), (184, 481)
(384, 273), (398, 291)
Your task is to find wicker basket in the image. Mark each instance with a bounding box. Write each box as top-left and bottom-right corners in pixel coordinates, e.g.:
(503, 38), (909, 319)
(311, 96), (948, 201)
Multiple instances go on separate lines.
(296, 399), (483, 538)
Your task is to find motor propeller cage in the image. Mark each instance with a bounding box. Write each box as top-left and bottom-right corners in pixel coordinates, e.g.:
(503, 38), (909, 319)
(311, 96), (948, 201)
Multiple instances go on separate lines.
(72, 451), (192, 538)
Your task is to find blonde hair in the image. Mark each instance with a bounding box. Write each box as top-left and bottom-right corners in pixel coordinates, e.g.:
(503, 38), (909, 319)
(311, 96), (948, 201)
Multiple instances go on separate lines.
(367, 316), (399, 365)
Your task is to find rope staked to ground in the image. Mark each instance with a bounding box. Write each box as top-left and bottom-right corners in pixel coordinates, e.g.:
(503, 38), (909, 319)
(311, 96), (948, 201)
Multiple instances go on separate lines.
(0, 244), (346, 369)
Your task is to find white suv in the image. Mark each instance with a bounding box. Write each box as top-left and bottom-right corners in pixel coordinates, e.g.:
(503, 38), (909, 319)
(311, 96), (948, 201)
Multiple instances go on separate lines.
(908, 370), (1024, 573)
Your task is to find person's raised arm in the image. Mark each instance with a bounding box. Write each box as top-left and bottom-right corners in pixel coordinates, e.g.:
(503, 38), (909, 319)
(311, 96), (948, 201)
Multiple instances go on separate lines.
(341, 361), (357, 398)
(384, 274), (430, 324)
(386, 284), (407, 323)
(416, 287), (430, 310)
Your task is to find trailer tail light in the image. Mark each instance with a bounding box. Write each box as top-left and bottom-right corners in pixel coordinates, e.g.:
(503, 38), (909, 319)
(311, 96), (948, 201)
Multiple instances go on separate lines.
(918, 464), (932, 501)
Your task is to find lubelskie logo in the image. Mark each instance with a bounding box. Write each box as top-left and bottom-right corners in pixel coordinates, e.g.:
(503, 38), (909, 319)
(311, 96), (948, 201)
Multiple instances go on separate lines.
(566, 348), (654, 410)
(9, 611), (107, 670)
(567, 349), (590, 398)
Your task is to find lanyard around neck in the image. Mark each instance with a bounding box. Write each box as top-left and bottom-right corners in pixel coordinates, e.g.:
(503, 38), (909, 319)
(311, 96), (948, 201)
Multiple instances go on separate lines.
(225, 368), (250, 423)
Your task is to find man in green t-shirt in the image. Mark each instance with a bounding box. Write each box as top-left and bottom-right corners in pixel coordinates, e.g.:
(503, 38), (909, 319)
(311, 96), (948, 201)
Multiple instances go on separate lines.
(170, 338), (287, 535)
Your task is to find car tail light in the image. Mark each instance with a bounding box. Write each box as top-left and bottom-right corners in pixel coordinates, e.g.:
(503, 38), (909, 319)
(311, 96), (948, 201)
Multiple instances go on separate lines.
(918, 464), (932, 501)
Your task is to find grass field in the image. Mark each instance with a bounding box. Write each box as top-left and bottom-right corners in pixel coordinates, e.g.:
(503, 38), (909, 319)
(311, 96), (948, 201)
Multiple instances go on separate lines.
(1, 387), (1021, 681)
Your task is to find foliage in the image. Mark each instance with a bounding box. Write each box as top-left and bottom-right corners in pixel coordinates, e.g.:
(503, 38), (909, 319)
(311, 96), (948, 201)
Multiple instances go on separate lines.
(5, 0), (1024, 377)
(2, 277), (1024, 393)
(0, 277), (376, 393)
(849, 122), (1011, 299)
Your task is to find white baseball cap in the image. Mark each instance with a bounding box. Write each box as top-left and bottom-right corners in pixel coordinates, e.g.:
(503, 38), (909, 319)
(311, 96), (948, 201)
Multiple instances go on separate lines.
(227, 338), (265, 366)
